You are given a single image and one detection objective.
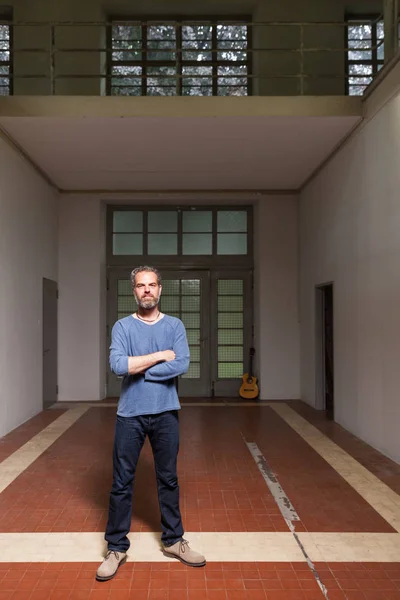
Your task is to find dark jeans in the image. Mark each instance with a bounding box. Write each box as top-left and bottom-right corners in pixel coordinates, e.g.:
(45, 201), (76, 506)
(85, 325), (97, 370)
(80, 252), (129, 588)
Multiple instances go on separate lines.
(105, 410), (184, 552)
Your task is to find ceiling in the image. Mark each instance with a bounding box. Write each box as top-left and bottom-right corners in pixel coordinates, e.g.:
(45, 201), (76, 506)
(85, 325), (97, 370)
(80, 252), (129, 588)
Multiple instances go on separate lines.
(0, 113), (362, 192)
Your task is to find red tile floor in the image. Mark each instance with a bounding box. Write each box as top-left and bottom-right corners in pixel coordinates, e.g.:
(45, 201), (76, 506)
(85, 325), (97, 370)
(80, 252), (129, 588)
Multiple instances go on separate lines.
(0, 400), (400, 599)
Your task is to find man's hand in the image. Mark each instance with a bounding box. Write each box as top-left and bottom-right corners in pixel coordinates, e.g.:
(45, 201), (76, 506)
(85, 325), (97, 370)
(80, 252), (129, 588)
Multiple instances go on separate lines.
(159, 350), (176, 362)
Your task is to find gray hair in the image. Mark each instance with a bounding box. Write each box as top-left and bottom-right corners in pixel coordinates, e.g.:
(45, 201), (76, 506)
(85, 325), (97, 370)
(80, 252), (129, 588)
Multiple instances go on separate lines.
(130, 266), (162, 289)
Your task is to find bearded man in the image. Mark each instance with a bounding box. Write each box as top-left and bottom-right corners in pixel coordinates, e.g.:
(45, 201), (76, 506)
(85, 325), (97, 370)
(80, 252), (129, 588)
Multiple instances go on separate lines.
(96, 266), (206, 582)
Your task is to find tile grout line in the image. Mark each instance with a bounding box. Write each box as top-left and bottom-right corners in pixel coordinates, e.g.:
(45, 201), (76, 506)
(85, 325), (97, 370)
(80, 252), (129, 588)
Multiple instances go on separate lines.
(243, 434), (330, 599)
(269, 402), (400, 533)
(0, 407), (89, 494)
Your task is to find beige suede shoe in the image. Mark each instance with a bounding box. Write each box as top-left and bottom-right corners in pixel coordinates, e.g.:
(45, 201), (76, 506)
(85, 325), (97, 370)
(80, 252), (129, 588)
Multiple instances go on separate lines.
(96, 550), (127, 581)
(163, 539), (206, 567)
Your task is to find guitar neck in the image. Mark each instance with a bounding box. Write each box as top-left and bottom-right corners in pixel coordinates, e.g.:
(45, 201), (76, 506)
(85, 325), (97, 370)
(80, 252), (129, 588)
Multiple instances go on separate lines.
(248, 351), (254, 378)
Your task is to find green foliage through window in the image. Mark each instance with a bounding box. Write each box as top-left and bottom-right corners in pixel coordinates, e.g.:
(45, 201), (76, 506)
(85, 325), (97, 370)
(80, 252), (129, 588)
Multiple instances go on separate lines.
(110, 20), (250, 96)
(0, 24), (11, 96)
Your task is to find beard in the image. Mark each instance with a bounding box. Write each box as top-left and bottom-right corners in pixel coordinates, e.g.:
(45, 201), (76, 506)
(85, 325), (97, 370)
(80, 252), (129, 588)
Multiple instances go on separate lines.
(134, 294), (160, 310)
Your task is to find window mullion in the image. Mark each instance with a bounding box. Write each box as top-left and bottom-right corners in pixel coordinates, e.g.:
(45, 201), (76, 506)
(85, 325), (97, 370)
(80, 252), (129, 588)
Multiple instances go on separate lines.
(142, 23), (147, 96)
(372, 21), (378, 74)
(176, 21), (182, 95)
(212, 22), (218, 96)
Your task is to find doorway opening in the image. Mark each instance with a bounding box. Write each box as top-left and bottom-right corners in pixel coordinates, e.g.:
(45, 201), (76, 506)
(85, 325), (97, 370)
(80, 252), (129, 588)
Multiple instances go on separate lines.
(43, 278), (58, 409)
(107, 269), (252, 398)
(315, 283), (334, 418)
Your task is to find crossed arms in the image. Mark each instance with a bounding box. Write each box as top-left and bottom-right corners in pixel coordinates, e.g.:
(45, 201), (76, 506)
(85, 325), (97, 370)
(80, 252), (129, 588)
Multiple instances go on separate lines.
(109, 320), (190, 382)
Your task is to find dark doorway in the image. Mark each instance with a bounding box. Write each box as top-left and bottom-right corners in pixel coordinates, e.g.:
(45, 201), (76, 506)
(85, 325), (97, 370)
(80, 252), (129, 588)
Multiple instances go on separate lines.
(43, 278), (58, 409)
(316, 283), (334, 418)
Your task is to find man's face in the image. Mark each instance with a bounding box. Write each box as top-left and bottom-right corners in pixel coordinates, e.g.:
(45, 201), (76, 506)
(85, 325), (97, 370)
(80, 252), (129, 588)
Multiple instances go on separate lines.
(133, 271), (162, 310)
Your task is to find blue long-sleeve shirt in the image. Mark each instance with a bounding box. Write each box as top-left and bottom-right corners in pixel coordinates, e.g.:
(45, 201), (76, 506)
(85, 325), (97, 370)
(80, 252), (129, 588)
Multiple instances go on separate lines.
(109, 315), (190, 417)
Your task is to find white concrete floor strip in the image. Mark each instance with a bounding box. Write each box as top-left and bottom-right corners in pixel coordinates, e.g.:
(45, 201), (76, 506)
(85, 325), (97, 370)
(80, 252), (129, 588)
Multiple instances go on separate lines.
(298, 532), (400, 562)
(0, 532), (303, 562)
(1, 532), (400, 563)
(271, 403), (400, 533)
(0, 407), (88, 494)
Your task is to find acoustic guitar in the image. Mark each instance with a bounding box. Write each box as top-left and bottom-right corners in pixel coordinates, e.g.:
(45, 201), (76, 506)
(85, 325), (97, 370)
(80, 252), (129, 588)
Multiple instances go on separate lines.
(239, 347), (259, 399)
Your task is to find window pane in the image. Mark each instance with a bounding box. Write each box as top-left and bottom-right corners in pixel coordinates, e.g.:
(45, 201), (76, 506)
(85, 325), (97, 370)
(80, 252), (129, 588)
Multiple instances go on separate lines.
(218, 296), (243, 312)
(148, 24), (176, 60)
(181, 280), (200, 295)
(348, 40), (372, 61)
(349, 85), (368, 96)
(218, 280), (243, 295)
(182, 25), (212, 61)
(218, 362), (243, 378)
(217, 24), (247, 62)
(189, 346), (200, 361)
(111, 25), (142, 61)
(218, 233), (247, 254)
(148, 211), (177, 232)
(113, 233), (143, 254)
(162, 279), (180, 294)
(118, 296), (135, 311)
(111, 65), (142, 96)
(182, 233), (212, 255)
(377, 40), (384, 61)
(148, 233), (177, 254)
(118, 280), (132, 295)
(112, 86), (142, 97)
(347, 24), (372, 40)
(217, 210), (247, 232)
(147, 66), (176, 95)
(218, 329), (243, 345)
(160, 296), (180, 313)
(113, 211), (143, 232)
(181, 296), (200, 311)
(186, 329), (200, 344)
(218, 65), (248, 96)
(182, 66), (212, 96)
(218, 312), (243, 328)
(218, 346), (243, 361)
(183, 211), (212, 232)
(348, 64), (373, 86)
(181, 313), (200, 328)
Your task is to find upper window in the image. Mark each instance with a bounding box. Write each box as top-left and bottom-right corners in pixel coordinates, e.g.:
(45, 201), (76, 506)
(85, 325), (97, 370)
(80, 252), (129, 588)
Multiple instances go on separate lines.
(111, 208), (250, 257)
(347, 17), (400, 95)
(108, 19), (250, 96)
(0, 20), (11, 95)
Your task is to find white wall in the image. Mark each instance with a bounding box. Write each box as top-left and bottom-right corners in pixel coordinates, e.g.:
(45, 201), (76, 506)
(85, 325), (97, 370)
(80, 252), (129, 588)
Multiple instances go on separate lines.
(300, 87), (400, 463)
(58, 195), (106, 401)
(0, 137), (58, 437)
(255, 196), (300, 399)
